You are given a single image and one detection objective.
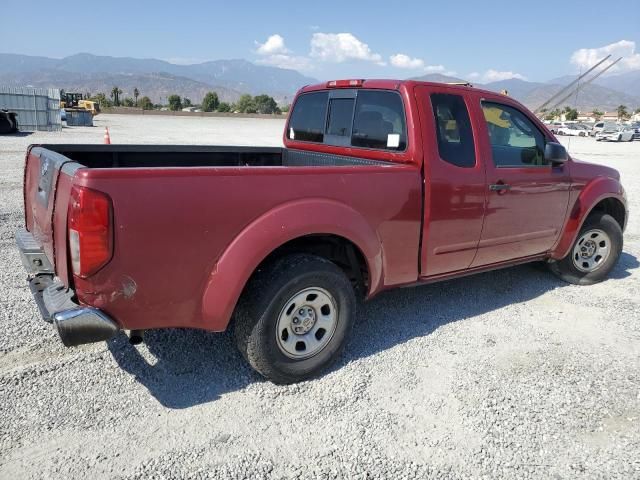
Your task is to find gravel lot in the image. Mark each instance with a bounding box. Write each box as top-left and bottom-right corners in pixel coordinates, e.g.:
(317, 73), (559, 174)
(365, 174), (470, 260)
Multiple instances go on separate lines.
(1, 114), (639, 479)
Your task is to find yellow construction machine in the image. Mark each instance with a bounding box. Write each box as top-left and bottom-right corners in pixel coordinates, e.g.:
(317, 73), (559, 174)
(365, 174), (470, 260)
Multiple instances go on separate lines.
(60, 91), (101, 116)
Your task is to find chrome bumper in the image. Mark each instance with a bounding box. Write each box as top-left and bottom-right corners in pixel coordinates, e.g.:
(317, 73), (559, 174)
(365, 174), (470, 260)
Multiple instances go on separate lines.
(16, 229), (119, 347)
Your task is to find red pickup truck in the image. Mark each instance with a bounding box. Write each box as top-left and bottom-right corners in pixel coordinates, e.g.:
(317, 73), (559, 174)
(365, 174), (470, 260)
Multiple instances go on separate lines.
(17, 79), (627, 384)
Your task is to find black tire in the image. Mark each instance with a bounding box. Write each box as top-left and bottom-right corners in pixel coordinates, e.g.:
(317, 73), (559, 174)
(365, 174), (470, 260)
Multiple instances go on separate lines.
(234, 254), (356, 384)
(549, 212), (623, 285)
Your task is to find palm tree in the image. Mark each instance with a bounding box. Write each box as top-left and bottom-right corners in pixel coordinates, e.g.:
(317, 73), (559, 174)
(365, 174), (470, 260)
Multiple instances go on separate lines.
(110, 86), (122, 106)
(616, 105), (628, 121)
(133, 87), (139, 107)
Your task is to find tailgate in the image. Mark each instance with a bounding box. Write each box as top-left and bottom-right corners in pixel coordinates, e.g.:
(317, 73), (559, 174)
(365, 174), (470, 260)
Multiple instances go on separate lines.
(23, 146), (80, 284)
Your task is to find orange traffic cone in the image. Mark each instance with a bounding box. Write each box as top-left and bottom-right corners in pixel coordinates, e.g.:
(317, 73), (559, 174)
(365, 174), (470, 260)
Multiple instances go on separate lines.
(104, 127), (111, 144)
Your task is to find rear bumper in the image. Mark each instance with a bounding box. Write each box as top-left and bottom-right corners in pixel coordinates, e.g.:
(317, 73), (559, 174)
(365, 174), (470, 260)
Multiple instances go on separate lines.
(16, 229), (120, 347)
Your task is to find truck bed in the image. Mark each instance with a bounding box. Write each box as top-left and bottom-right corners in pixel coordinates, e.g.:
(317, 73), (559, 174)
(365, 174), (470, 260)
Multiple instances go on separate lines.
(23, 144), (422, 333)
(38, 144), (391, 168)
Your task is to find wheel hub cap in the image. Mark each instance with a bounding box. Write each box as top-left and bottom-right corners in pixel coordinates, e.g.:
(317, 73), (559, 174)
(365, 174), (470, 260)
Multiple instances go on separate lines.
(276, 287), (338, 359)
(292, 306), (316, 335)
(572, 229), (611, 273)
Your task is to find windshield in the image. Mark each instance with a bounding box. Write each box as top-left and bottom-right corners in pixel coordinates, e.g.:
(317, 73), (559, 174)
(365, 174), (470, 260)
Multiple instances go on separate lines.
(602, 123), (619, 132)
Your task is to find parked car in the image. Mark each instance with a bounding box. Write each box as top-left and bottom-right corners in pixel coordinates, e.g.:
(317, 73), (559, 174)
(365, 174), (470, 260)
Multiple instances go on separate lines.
(548, 121), (565, 134)
(557, 123), (588, 136)
(576, 124), (593, 135)
(631, 122), (640, 141)
(591, 121), (607, 136)
(17, 79), (628, 384)
(595, 123), (635, 142)
(0, 109), (19, 133)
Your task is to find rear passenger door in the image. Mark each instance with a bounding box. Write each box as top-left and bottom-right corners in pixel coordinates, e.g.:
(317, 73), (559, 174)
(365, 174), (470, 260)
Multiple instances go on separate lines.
(471, 100), (571, 267)
(415, 86), (487, 277)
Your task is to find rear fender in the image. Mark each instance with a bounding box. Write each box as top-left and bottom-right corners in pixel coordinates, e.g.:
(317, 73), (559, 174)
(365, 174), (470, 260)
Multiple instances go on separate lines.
(551, 176), (626, 259)
(200, 198), (383, 331)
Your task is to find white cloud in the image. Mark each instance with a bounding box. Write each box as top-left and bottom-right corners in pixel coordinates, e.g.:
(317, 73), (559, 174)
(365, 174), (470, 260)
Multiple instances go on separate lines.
(256, 54), (313, 72)
(467, 72), (480, 79)
(310, 33), (384, 65)
(481, 69), (527, 82)
(254, 34), (313, 72)
(256, 34), (289, 55)
(390, 54), (425, 69)
(570, 40), (640, 72)
(390, 55), (456, 75)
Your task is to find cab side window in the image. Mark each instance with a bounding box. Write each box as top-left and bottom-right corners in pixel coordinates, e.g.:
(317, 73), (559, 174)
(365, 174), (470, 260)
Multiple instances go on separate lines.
(481, 102), (547, 167)
(430, 93), (476, 167)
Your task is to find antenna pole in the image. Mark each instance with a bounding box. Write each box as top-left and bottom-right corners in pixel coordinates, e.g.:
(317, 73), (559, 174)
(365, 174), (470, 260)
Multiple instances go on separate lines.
(534, 54), (611, 114)
(544, 57), (623, 114)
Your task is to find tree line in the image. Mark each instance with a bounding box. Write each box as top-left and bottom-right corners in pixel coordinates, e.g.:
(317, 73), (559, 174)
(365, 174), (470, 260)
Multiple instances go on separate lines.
(167, 92), (285, 114)
(87, 87), (287, 114)
(541, 105), (640, 122)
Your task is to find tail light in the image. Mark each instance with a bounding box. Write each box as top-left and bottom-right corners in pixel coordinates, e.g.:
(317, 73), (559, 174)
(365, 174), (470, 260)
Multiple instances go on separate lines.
(68, 185), (113, 278)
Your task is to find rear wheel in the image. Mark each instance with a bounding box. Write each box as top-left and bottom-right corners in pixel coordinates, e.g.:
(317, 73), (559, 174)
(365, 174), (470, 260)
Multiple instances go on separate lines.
(234, 254), (356, 384)
(549, 213), (622, 285)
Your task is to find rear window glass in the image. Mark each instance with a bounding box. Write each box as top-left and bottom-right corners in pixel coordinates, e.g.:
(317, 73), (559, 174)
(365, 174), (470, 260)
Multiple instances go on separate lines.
(288, 92), (328, 142)
(352, 91), (406, 150)
(430, 93), (476, 167)
(326, 98), (354, 137)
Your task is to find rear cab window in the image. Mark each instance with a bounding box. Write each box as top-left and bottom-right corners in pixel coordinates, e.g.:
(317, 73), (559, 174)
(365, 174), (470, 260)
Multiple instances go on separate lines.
(288, 91), (328, 142)
(288, 89), (407, 151)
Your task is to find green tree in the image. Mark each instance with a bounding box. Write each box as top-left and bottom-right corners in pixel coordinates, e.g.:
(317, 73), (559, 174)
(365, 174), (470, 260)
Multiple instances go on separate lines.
(635, 107), (640, 114)
(168, 94), (182, 111)
(592, 109), (604, 121)
(90, 92), (112, 108)
(616, 105), (628, 120)
(217, 102), (231, 113)
(139, 96), (153, 110)
(547, 108), (561, 121)
(183, 97), (192, 108)
(565, 108), (578, 121)
(133, 87), (140, 106)
(253, 94), (280, 114)
(280, 104), (290, 113)
(110, 86), (122, 106)
(202, 92), (219, 112)
(122, 98), (134, 107)
(236, 94), (256, 113)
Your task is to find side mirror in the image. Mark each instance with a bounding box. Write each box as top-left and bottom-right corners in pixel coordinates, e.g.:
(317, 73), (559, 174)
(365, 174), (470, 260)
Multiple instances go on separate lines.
(545, 142), (568, 165)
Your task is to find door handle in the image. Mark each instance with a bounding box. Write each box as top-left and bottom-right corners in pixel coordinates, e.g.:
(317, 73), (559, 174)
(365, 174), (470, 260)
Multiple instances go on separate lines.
(489, 183), (511, 193)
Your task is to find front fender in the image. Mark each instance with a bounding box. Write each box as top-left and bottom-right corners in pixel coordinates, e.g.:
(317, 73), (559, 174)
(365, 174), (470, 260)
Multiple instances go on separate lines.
(551, 176), (626, 259)
(200, 198), (383, 331)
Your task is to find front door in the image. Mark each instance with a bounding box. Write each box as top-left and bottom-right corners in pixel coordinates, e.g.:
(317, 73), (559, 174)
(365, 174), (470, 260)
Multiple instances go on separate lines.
(471, 100), (571, 267)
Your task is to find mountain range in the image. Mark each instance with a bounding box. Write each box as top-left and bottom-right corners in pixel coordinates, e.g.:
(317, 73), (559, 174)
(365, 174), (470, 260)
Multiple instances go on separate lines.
(0, 53), (316, 104)
(412, 72), (640, 112)
(1, 52), (639, 111)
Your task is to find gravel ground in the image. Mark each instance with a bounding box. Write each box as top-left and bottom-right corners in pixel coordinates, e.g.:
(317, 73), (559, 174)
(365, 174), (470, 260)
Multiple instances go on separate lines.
(1, 115), (639, 479)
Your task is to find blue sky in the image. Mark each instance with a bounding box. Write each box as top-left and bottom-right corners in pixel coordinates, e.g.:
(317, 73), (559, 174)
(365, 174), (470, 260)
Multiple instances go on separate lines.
(3, 0), (640, 82)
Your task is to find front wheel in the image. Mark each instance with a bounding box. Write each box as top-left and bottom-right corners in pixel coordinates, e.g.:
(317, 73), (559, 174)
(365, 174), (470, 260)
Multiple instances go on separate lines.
(234, 254), (356, 384)
(549, 213), (623, 285)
